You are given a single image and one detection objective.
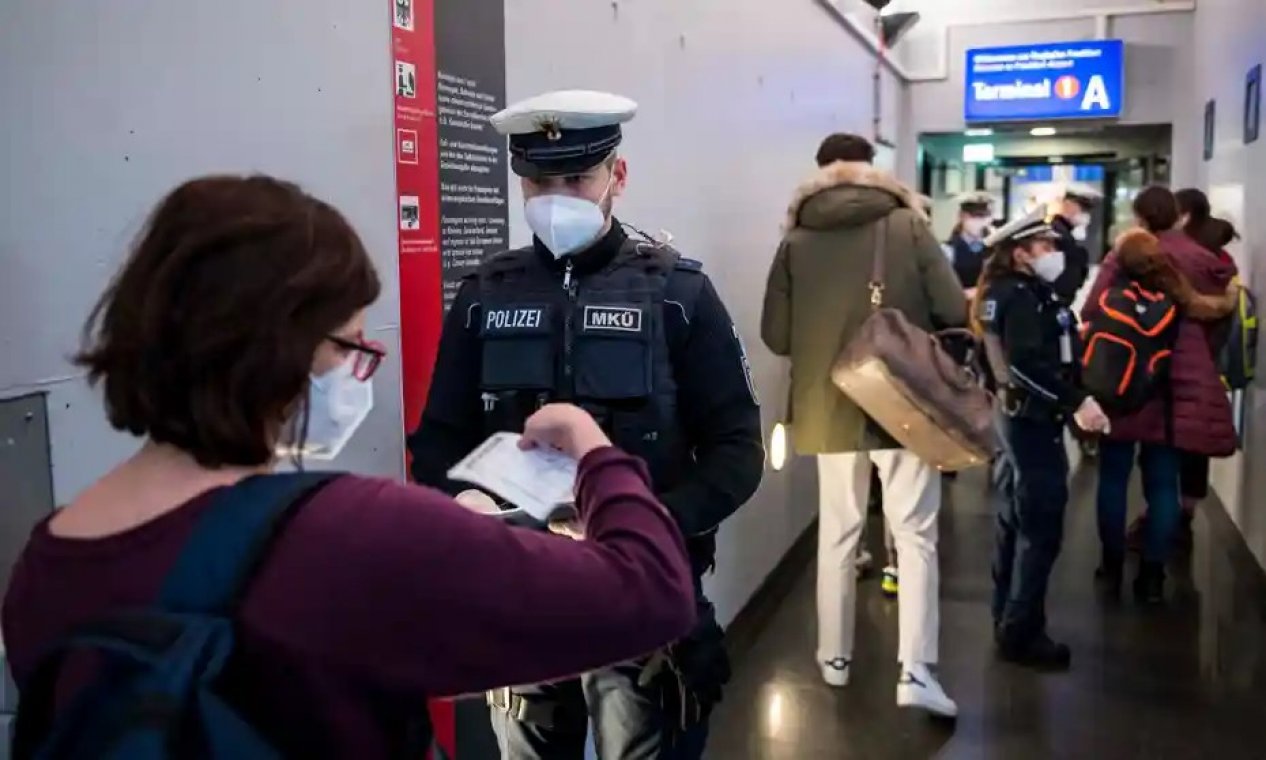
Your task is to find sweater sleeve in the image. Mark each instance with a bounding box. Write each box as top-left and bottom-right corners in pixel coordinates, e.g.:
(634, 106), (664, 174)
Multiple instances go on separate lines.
(244, 449), (696, 698)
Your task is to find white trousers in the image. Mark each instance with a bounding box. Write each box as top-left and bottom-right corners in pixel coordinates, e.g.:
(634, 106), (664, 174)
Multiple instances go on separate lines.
(816, 450), (941, 667)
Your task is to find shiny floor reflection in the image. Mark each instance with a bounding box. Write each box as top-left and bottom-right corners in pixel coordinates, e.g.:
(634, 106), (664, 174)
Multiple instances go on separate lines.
(708, 467), (1266, 759)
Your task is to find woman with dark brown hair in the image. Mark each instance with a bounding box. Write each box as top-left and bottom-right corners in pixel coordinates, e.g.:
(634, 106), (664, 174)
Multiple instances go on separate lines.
(1, 176), (697, 757)
(1081, 186), (1238, 603)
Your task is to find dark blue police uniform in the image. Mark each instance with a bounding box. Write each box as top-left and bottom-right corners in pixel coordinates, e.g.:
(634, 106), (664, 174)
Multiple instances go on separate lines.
(948, 234), (988, 290)
(979, 219), (1087, 671)
(409, 89), (763, 760)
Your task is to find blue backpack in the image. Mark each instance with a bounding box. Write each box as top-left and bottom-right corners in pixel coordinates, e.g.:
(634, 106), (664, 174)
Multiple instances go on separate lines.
(12, 473), (352, 759)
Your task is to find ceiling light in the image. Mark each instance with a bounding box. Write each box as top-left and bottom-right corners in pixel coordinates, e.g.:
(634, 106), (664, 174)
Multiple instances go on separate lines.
(965, 128), (994, 137)
(1030, 127), (1058, 137)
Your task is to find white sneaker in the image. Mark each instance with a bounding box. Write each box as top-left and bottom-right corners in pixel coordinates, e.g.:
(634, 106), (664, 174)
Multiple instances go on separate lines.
(854, 548), (874, 573)
(821, 657), (851, 687)
(897, 664), (957, 718)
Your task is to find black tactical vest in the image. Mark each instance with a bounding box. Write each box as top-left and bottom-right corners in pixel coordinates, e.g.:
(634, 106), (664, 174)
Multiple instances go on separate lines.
(472, 237), (701, 491)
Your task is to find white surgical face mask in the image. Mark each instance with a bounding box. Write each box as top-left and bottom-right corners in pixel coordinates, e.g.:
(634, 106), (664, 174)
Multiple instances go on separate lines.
(963, 217), (990, 239)
(1072, 212), (1092, 241)
(281, 357), (374, 461)
(1032, 249), (1066, 283)
(525, 171), (616, 258)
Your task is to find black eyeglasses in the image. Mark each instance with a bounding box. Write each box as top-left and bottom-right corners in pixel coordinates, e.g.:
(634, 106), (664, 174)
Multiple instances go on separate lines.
(327, 332), (387, 381)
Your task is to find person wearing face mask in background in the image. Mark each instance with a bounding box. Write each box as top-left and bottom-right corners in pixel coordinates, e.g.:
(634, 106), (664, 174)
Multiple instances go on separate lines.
(1047, 185), (1101, 305)
(946, 192), (997, 297)
(408, 90), (764, 760)
(976, 208), (1110, 671)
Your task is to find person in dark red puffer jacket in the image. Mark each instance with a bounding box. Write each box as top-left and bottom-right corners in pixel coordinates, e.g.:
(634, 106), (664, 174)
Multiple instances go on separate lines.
(1081, 187), (1239, 604)
(1125, 190), (1242, 553)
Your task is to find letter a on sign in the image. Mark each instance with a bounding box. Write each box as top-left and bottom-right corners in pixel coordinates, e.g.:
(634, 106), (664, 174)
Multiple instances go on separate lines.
(1081, 75), (1112, 112)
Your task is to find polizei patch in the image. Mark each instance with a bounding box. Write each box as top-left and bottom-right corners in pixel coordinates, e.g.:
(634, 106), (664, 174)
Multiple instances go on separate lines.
(582, 306), (643, 333)
(484, 308), (545, 331)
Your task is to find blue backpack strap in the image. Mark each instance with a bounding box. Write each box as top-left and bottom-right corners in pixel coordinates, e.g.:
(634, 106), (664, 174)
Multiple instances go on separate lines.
(159, 472), (339, 613)
(12, 473), (339, 759)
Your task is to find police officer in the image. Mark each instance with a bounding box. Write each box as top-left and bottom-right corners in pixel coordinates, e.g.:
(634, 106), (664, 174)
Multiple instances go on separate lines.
(1048, 184), (1102, 304)
(976, 208), (1109, 671)
(408, 90), (764, 759)
(946, 191), (996, 295)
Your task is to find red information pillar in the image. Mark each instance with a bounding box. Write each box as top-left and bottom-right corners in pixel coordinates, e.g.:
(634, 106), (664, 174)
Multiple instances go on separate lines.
(388, 0), (454, 755)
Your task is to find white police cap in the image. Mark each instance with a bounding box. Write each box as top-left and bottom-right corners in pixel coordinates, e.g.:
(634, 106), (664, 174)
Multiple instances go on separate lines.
(491, 90), (638, 179)
(955, 191), (995, 215)
(1064, 183), (1104, 206)
(984, 206), (1058, 248)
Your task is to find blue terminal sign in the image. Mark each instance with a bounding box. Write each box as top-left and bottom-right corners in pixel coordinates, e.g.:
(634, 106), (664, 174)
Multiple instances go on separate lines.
(964, 40), (1125, 122)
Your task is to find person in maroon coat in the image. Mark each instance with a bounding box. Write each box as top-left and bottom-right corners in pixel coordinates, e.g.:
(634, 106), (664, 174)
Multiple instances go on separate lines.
(1123, 189), (1243, 551)
(1081, 187), (1238, 603)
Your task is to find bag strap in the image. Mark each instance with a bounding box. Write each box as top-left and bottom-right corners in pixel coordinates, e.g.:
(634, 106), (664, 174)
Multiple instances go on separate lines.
(869, 216), (888, 310)
(159, 472), (340, 614)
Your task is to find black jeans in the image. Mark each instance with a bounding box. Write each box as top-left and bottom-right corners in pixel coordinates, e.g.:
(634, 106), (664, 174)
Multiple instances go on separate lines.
(489, 662), (709, 760)
(991, 414), (1070, 644)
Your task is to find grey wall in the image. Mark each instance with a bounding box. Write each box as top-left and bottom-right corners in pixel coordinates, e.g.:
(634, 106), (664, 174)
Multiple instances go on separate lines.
(1192, 0), (1266, 570)
(0, 1), (406, 505)
(898, 11), (1198, 186)
(503, 0), (899, 625)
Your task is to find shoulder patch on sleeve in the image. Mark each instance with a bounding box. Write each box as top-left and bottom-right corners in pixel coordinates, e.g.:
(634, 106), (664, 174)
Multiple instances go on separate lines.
(981, 299), (998, 323)
(674, 257), (703, 273)
(732, 324), (759, 406)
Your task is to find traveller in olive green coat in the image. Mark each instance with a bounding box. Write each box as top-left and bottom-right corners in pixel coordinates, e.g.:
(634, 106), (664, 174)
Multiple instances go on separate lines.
(760, 134), (967, 715)
(760, 155), (967, 456)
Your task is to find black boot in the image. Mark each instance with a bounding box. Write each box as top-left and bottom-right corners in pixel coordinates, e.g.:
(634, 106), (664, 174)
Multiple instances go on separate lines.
(997, 632), (1072, 671)
(1095, 551), (1124, 598)
(1134, 562), (1165, 605)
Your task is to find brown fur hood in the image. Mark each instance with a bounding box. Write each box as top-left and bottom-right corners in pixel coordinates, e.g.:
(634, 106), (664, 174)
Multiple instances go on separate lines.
(783, 160), (927, 233)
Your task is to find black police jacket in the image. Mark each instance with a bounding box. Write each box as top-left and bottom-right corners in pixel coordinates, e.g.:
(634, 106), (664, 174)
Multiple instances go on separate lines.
(948, 234), (988, 289)
(408, 222), (764, 552)
(979, 271), (1087, 420)
(1049, 214), (1091, 304)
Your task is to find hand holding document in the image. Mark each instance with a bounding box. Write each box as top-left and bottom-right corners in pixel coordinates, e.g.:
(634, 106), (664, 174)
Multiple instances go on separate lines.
(448, 433), (579, 524)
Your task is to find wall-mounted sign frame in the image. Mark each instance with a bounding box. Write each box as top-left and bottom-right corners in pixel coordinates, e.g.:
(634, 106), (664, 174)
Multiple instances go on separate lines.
(1204, 99), (1217, 161)
(964, 39), (1125, 123)
(1245, 64), (1261, 145)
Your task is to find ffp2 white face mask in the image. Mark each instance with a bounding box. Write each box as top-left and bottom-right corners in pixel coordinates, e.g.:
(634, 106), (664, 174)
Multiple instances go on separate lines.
(1032, 249), (1067, 284)
(278, 356), (374, 461)
(525, 170), (616, 258)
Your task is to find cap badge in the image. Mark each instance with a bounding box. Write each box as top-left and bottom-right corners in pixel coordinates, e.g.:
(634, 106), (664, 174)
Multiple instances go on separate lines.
(537, 117), (563, 142)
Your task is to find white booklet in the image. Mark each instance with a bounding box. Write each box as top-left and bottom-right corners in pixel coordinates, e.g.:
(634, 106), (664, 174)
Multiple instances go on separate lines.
(447, 433), (578, 524)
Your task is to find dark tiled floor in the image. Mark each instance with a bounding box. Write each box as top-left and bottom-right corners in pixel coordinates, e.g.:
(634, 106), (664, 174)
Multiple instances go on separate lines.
(708, 466), (1266, 759)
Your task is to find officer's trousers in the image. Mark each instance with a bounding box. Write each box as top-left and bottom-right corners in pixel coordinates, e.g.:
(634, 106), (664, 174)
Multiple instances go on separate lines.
(489, 661), (709, 760)
(991, 414), (1070, 643)
(816, 450), (941, 668)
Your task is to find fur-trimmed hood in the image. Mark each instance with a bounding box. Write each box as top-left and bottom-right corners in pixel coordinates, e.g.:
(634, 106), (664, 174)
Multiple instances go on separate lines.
(783, 160), (927, 233)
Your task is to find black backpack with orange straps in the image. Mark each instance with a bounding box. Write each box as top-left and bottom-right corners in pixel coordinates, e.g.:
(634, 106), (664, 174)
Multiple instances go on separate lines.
(1081, 281), (1181, 413)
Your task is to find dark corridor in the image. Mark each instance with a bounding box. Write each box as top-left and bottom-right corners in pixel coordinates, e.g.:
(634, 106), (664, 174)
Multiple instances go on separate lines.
(707, 466), (1266, 759)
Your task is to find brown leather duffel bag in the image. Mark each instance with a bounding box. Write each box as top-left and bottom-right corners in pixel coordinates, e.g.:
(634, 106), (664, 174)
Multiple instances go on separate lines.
(830, 219), (997, 471)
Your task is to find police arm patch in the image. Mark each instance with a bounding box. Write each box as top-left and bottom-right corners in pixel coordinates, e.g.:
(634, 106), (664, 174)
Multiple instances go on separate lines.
(732, 324), (760, 406)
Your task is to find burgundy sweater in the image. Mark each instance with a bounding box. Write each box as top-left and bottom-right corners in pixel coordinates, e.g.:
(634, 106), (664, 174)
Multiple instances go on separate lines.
(2, 448), (695, 758)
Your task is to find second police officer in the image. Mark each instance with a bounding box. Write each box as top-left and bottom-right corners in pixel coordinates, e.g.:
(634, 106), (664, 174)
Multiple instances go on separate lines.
(945, 191), (997, 296)
(1048, 184), (1103, 304)
(409, 90), (764, 759)
(976, 208), (1109, 672)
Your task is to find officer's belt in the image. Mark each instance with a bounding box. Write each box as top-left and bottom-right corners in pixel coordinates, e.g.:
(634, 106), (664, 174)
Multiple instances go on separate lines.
(486, 688), (586, 731)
